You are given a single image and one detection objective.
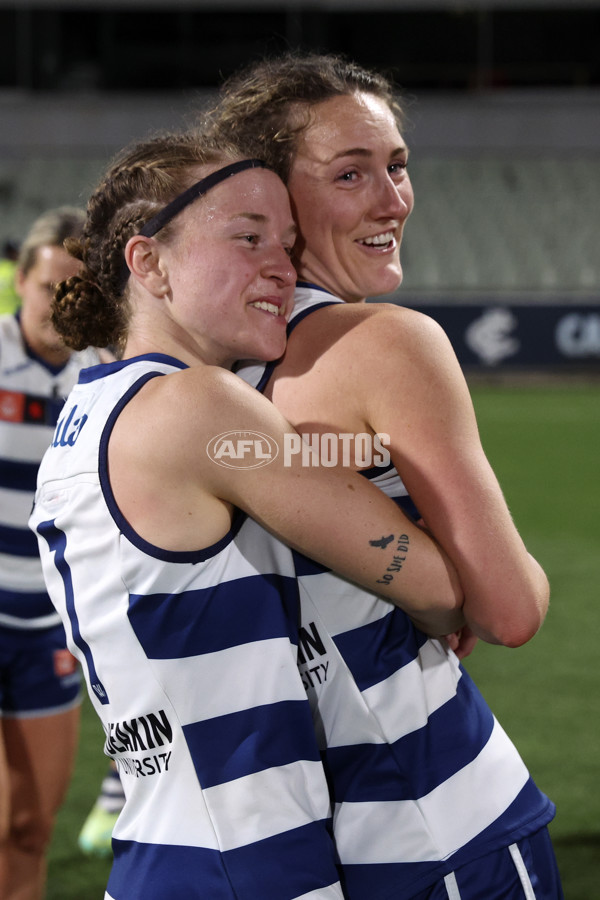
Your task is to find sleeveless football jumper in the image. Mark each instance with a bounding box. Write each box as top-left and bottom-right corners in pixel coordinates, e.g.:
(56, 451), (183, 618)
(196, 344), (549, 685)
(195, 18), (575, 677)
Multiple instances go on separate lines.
(30, 353), (343, 900)
(238, 284), (556, 900)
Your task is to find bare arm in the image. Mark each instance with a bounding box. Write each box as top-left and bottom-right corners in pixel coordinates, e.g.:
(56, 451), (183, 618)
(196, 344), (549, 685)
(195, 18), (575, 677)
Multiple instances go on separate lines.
(110, 366), (464, 636)
(358, 306), (549, 647)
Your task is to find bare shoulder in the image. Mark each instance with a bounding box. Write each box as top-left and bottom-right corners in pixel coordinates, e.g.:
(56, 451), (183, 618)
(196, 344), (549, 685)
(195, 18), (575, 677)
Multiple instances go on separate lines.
(107, 365), (264, 550)
(288, 301), (456, 379)
(107, 364), (273, 544)
(296, 301), (448, 350)
(355, 303), (452, 358)
(131, 364), (265, 443)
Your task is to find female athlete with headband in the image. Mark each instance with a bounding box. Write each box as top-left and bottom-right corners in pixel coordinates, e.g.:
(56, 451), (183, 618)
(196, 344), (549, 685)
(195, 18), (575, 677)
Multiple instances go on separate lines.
(30, 130), (465, 899)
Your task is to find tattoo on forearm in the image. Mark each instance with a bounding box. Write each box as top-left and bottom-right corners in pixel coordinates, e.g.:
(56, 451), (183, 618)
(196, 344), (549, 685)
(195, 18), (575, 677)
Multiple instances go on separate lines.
(369, 534), (394, 549)
(372, 534), (410, 586)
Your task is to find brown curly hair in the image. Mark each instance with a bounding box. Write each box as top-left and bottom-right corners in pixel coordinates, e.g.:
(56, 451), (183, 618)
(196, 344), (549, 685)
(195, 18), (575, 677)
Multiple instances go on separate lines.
(52, 129), (251, 355)
(206, 51), (405, 184)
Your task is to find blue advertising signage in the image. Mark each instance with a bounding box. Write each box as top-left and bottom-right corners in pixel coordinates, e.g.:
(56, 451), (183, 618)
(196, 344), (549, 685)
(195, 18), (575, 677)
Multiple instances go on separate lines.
(405, 303), (600, 371)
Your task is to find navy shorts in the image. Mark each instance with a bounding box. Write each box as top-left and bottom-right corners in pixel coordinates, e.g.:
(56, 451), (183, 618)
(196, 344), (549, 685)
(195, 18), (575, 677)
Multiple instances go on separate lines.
(0, 622), (82, 718)
(415, 828), (564, 900)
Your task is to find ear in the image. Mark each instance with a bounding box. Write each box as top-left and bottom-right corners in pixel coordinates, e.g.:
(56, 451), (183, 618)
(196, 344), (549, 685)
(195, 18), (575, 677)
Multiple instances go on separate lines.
(124, 234), (169, 298)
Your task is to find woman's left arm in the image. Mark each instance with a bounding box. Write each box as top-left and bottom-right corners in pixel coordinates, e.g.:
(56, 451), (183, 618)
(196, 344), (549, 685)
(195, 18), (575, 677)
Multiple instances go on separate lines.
(358, 305), (549, 648)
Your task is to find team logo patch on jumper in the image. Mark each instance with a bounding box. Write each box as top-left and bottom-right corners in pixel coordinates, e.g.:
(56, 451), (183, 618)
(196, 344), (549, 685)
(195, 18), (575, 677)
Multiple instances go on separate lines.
(0, 389), (25, 422)
(0, 389), (59, 425)
(53, 648), (78, 677)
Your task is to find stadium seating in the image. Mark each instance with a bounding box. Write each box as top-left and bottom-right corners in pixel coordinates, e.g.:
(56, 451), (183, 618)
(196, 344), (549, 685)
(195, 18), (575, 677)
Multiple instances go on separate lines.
(400, 155), (600, 294)
(1, 154), (599, 296)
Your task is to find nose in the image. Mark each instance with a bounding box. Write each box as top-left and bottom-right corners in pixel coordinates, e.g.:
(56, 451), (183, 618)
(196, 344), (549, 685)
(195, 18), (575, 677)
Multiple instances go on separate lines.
(264, 245), (296, 287)
(374, 172), (413, 221)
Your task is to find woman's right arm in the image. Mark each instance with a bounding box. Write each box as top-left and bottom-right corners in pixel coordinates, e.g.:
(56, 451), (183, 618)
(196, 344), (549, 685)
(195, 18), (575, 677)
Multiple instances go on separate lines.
(195, 370), (465, 636)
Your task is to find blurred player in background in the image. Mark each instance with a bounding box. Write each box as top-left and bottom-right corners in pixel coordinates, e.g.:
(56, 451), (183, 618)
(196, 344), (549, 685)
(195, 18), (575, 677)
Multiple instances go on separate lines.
(0, 207), (108, 900)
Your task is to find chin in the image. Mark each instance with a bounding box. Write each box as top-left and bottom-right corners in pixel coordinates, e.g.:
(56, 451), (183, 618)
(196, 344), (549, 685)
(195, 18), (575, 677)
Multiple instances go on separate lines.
(380, 267), (404, 295)
(256, 339), (286, 363)
(361, 263), (403, 298)
(363, 278), (402, 300)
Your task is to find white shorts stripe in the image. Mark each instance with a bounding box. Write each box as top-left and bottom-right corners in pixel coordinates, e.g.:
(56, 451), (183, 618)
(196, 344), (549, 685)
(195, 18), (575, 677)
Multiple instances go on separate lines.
(509, 842), (537, 900)
(444, 871), (462, 900)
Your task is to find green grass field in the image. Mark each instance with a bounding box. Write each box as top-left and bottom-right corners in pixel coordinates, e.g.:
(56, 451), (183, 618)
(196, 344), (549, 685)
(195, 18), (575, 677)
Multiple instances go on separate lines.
(46, 381), (600, 899)
(466, 382), (600, 899)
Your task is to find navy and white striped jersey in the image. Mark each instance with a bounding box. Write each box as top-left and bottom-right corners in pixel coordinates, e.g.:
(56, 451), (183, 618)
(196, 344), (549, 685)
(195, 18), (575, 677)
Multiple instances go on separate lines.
(239, 283), (555, 899)
(0, 312), (100, 629)
(30, 354), (343, 900)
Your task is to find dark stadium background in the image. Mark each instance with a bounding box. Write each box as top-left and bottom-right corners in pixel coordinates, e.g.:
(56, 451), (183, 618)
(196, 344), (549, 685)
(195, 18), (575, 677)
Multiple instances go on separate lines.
(0, 2), (597, 896)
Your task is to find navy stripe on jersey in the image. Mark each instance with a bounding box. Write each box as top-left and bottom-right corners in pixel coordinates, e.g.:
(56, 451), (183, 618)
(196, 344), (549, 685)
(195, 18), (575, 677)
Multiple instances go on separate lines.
(78, 351), (188, 384)
(0, 457), (38, 491)
(340, 859), (445, 899)
(108, 840), (234, 900)
(35, 519), (109, 704)
(127, 572), (299, 659)
(222, 820), (339, 899)
(324, 671), (495, 802)
(292, 550), (329, 578)
(0, 585), (55, 620)
(332, 607), (429, 692)
(0, 522), (39, 557)
(184, 699), (321, 788)
(109, 820), (340, 900)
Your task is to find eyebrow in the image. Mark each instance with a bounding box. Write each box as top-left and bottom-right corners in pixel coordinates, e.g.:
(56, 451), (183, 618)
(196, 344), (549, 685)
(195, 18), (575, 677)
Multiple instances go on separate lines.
(231, 212), (268, 223)
(329, 145), (409, 163)
(230, 212), (297, 238)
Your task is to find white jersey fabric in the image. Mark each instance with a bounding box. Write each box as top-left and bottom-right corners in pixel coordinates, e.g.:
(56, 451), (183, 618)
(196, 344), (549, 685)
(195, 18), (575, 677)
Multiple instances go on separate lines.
(238, 283), (555, 899)
(0, 312), (99, 629)
(30, 353), (343, 900)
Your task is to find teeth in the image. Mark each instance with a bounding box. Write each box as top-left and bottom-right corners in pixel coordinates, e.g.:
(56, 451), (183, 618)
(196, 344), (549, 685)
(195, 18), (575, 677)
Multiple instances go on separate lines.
(361, 232), (394, 246)
(250, 301), (281, 315)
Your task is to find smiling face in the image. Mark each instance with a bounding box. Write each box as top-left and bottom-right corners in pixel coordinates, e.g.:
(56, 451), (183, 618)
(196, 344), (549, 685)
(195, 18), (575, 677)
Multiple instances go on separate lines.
(287, 92), (414, 303)
(138, 166), (297, 369)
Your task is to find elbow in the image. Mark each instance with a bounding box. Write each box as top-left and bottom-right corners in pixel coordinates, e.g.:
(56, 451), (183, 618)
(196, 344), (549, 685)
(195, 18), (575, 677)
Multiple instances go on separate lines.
(497, 615), (544, 649)
(506, 584), (550, 648)
(503, 559), (551, 647)
(469, 576), (550, 649)
(472, 613), (543, 649)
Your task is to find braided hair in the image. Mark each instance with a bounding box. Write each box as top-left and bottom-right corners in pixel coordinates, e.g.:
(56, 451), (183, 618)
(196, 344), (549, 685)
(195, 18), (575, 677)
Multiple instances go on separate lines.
(52, 130), (246, 355)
